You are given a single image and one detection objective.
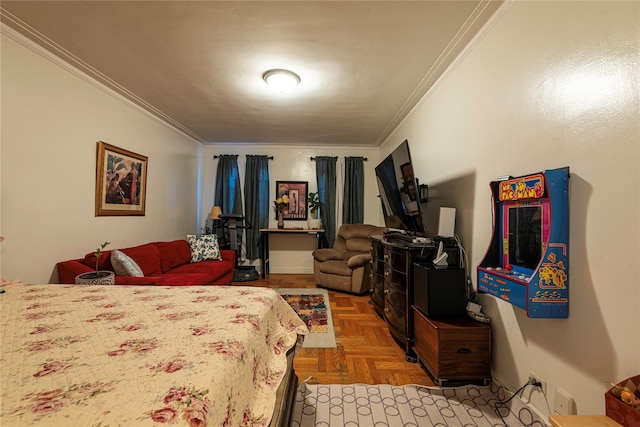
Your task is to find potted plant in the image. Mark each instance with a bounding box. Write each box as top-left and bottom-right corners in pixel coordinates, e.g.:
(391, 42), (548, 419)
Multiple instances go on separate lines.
(307, 192), (322, 229)
(75, 241), (116, 285)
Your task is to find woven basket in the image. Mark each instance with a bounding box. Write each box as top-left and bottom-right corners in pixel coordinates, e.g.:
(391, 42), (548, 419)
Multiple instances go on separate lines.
(75, 271), (115, 286)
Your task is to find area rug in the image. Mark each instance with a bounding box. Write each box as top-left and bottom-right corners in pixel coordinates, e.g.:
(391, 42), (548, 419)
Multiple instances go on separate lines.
(276, 288), (337, 348)
(290, 382), (547, 427)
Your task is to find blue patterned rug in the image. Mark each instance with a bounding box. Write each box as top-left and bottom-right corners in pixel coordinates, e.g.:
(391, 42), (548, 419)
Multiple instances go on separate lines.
(291, 382), (547, 426)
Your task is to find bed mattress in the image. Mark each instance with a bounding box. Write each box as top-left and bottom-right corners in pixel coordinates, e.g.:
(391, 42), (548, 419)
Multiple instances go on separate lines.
(0, 283), (307, 426)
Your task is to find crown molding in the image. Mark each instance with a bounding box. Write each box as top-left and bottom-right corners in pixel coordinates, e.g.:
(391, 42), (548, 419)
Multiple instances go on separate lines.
(377, 0), (510, 145)
(0, 8), (201, 143)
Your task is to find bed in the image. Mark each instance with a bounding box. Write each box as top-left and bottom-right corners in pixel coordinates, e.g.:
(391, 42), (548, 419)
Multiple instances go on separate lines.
(0, 283), (308, 426)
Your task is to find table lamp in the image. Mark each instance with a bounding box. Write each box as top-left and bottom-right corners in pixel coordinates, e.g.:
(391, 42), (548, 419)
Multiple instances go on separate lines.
(209, 205), (222, 232)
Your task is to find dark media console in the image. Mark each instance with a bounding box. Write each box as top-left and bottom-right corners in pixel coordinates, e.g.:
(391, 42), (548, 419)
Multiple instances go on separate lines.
(370, 234), (492, 384)
(369, 235), (461, 360)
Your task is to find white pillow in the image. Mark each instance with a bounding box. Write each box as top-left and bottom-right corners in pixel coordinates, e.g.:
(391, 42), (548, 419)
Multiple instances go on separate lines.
(187, 234), (222, 262)
(110, 249), (144, 277)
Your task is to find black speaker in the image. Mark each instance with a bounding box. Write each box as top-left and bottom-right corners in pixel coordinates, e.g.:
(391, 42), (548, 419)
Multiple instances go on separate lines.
(413, 262), (467, 317)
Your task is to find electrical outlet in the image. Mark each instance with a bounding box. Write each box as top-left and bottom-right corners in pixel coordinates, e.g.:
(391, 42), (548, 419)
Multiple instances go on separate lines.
(529, 371), (546, 394)
(553, 388), (575, 415)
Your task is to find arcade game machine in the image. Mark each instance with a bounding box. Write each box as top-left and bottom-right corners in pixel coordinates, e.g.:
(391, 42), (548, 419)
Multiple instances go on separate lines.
(477, 167), (569, 318)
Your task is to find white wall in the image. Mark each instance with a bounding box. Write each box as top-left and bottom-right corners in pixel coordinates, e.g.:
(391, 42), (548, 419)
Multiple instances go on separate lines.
(383, 1), (639, 416)
(200, 144), (382, 273)
(1, 29), (201, 284)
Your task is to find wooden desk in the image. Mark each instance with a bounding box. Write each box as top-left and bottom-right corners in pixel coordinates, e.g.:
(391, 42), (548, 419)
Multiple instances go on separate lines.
(259, 228), (325, 278)
(549, 415), (622, 427)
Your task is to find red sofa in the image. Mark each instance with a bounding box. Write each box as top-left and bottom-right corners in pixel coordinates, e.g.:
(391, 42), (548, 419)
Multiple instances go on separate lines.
(57, 239), (236, 286)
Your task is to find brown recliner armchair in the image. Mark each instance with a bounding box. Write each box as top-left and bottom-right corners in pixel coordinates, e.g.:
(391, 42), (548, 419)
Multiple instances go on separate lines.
(312, 224), (388, 294)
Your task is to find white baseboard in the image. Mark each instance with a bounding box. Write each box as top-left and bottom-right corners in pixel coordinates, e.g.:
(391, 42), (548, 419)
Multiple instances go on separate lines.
(267, 267), (314, 274)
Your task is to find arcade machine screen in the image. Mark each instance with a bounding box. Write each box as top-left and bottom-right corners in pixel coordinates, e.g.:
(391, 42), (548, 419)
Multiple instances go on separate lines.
(496, 202), (549, 280)
(506, 205), (543, 273)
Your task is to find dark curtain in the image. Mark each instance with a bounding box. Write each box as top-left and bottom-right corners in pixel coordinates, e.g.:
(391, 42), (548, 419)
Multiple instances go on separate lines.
(315, 156), (337, 247)
(244, 155), (269, 261)
(343, 157), (364, 224)
(213, 155), (243, 246)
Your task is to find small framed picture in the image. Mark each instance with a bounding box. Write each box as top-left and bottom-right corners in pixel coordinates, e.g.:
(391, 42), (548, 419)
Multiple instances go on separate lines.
(95, 141), (148, 216)
(276, 181), (308, 220)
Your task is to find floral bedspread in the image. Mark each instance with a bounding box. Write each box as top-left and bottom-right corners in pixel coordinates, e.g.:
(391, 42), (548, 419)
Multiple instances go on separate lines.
(0, 283), (308, 427)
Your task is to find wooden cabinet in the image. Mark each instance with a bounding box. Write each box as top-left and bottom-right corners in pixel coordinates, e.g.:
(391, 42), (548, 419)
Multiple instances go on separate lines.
(413, 307), (491, 385)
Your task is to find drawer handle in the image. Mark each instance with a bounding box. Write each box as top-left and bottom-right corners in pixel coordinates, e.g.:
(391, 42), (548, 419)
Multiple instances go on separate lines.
(384, 308), (390, 313)
(384, 271), (389, 277)
(384, 289), (389, 294)
(457, 348), (472, 355)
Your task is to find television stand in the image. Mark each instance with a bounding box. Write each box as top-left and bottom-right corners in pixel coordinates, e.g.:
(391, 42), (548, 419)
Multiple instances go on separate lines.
(369, 235), (460, 360)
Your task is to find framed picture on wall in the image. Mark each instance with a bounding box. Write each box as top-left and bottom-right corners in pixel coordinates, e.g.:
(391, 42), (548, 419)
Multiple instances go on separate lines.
(95, 141), (148, 216)
(276, 181), (308, 220)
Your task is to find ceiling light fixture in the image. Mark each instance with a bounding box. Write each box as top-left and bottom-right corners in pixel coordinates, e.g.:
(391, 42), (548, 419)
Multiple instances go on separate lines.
(262, 69), (301, 93)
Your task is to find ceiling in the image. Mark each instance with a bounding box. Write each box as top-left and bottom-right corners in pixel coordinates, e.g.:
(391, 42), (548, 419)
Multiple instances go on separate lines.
(1, 1), (502, 147)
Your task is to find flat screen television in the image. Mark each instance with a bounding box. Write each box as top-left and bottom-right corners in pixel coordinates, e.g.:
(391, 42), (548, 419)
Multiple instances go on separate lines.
(375, 140), (426, 235)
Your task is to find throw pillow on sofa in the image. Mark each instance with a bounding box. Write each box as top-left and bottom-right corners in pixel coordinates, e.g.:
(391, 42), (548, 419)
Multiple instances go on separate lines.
(187, 234), (222, 262)
(111, 249), (144, 277)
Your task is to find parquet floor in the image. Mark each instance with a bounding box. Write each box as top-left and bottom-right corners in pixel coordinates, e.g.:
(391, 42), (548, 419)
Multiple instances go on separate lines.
(238, 274), (436, 386)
